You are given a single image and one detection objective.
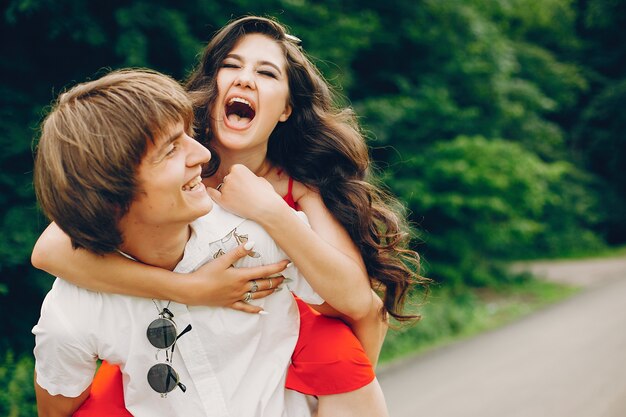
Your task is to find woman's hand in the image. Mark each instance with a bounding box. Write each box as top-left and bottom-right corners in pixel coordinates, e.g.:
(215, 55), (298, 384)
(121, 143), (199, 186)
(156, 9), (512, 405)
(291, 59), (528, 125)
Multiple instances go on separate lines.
(207, 164), (287, 222)
(184, 242), (288, 314)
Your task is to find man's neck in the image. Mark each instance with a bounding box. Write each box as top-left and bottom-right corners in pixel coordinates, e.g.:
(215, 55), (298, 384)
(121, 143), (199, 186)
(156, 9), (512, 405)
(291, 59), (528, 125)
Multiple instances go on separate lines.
(118, 220), (191, 271)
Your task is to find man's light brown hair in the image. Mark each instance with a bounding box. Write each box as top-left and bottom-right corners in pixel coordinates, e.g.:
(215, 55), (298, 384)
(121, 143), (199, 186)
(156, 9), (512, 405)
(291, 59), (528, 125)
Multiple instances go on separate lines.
(34, 69), (194, 254)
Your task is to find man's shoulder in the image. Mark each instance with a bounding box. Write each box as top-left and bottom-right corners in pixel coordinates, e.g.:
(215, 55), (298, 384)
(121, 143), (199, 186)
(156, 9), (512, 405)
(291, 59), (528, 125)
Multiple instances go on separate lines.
(192, 202), (246, 241)
(35, 278), (149, 342)
(35, 279), (104, 341)
(45, 277), (93, 300)
(41, 277), (135, 314)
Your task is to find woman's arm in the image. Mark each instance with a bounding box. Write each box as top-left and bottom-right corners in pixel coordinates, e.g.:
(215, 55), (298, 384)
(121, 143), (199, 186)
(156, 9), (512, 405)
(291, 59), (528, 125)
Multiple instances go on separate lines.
(209, 164), (372, 320)
(32, 222), (287, 313)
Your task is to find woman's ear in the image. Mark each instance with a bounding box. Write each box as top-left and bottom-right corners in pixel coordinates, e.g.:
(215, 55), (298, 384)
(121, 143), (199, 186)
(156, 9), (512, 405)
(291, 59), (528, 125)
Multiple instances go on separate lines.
(279, 104), (292, 122)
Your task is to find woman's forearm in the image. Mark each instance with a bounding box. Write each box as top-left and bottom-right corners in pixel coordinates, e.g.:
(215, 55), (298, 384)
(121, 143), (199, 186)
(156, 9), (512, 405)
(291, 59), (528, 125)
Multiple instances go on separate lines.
(258, 203), (372, 320)
(205, 166), (373, 319)
(32, 222), (287, 310)
(32, 223), (193, 301)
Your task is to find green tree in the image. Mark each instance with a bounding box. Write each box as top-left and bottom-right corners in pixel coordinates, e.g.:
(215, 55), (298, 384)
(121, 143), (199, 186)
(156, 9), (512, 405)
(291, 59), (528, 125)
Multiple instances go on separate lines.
(350, 0), (586, 160)
(392, 136), (603, 287)
(0, 351), (37, 417)
(571, 0), (626, 243)
(573, 79), (626, 242)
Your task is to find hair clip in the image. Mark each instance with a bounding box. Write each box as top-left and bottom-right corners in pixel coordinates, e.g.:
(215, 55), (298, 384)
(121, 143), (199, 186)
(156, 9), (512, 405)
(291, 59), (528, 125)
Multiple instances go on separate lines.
(285, 34), (303, 47)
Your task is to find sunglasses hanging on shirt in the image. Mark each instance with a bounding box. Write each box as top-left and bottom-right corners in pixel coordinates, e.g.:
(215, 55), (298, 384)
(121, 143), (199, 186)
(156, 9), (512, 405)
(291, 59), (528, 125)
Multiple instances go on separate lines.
(146, 305), (192, 397)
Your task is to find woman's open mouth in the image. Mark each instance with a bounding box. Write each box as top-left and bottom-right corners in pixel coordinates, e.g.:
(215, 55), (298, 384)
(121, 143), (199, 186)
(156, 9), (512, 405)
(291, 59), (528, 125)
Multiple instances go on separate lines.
(224, 97), (256, 129)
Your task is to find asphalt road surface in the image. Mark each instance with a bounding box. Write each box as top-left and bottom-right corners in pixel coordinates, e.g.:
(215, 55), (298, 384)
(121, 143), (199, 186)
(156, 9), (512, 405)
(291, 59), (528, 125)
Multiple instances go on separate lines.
(378, 257), (626, 417)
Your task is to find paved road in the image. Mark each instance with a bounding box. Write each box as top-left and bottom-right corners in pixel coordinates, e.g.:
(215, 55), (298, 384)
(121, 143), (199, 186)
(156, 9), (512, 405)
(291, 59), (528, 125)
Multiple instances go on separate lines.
(378, 257), (626, 417)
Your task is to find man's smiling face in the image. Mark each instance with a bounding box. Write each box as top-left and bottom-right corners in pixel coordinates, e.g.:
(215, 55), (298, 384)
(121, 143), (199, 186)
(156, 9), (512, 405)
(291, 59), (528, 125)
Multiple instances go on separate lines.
(126, 121), (213, 227)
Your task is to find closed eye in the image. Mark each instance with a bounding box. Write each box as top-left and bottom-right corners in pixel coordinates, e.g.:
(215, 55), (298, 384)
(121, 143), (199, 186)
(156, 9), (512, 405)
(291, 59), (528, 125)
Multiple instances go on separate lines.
(258, 70), (278, 79)
(165, 143), (178, 157)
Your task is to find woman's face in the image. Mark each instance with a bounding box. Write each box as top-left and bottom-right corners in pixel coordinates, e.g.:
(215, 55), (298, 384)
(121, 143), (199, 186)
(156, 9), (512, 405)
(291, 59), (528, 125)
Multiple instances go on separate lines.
(211, 33), (292, 156)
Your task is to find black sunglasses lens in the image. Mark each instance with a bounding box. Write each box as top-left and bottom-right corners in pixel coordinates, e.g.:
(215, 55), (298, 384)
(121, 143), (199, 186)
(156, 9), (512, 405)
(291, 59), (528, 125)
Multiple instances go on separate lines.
(147, 363), (180, 393)
(147, 318), (177, 349)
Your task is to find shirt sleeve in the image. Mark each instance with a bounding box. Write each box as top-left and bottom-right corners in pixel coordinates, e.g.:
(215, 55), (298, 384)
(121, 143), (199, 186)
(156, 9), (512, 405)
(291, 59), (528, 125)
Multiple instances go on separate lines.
(231, 212), (325, 305)
(32, 281), (99, 397)
(283, 264), (324, 305)
(282, 211), (324, 305)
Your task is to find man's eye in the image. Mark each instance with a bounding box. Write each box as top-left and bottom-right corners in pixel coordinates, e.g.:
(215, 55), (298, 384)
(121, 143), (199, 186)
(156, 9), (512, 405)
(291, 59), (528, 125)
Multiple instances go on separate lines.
(166, 144), (178, 156)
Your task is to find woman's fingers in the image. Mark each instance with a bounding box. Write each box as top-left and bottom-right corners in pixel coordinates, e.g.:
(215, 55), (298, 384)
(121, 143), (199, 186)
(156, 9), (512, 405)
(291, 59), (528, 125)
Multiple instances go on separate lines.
(229, 278), (286, 314)
(240, 261), (289, 281)
(212, 242), (289, 280)
(240, 285), (283, 303)
(213, 241), (259, 267)
(247, 276), (285, 293)
(247, 287), (281, 300)
(230, 301), (263, 314)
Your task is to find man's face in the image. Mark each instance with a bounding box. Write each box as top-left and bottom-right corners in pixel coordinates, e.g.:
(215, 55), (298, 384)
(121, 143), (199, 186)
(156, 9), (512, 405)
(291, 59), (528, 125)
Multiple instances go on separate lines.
(127, 121), (213, 227)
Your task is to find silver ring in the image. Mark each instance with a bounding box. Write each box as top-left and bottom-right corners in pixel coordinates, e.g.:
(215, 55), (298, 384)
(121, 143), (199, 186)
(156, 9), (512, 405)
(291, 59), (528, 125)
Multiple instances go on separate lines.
(250, 280), (259, 293)
(268, 278), (273, 289)
(243, 291), (252, 302)
(216, 183), (224, 191)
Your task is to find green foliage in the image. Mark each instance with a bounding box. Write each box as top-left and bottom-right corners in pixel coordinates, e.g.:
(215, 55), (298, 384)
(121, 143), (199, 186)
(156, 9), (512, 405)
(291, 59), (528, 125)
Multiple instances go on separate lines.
(380, 276), (579, 363)
(351, 0), (587, 166)
(354, 1), (520, 147)
(391, 136), (604, 286)
(570, 0), (626, 243)
(381, 289), (481, 362)
(0, 351), (37, 417)
(573, 78), (626, 242)
(580, 0), (626, 77)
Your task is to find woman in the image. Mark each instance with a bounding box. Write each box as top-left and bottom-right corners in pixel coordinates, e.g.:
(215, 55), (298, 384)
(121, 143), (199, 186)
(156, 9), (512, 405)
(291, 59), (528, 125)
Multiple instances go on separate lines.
(32, 16), (427, 416)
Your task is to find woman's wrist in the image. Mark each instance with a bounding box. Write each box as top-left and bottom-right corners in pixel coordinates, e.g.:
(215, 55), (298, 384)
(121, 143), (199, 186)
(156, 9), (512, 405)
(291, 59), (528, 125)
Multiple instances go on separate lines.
(151, 269), (196, 304)
(253, 200), (294, 229)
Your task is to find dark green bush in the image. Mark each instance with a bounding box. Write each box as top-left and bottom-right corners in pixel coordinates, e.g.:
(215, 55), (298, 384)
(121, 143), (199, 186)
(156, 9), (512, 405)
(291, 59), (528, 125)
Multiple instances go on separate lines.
(0, 351), (37, 417)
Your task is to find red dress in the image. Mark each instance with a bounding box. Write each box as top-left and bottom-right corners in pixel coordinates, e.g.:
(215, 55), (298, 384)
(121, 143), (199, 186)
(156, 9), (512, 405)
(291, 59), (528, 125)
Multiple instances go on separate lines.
(72, 178), (374, 415)
(283, 177), (374, 394)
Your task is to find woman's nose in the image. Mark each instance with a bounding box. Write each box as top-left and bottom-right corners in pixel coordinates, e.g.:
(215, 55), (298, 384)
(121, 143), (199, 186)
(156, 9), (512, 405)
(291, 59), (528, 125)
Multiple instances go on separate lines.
(234, 69), (255, 89)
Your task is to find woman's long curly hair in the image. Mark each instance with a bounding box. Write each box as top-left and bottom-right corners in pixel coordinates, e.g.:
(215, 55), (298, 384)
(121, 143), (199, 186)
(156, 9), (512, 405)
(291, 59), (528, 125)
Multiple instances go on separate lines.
(186, 16), (428, 321)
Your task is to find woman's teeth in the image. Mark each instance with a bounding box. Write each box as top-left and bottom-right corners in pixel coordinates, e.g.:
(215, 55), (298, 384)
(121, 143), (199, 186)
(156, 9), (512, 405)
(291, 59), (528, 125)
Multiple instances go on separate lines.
(229, 97), (252, 107)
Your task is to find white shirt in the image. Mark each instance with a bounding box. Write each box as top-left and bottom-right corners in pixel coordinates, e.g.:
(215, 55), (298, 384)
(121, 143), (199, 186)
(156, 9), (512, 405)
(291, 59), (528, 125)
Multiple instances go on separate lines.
(33, 203), (322, 416)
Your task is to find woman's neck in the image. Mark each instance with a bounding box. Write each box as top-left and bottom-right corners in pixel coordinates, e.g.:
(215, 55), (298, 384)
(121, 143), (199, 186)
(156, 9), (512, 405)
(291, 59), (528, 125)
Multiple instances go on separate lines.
(212, 146), (274, 184)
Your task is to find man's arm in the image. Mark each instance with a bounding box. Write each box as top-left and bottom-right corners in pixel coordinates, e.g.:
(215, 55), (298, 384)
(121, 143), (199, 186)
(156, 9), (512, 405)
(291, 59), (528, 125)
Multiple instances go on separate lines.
(34, 371), (91, 417)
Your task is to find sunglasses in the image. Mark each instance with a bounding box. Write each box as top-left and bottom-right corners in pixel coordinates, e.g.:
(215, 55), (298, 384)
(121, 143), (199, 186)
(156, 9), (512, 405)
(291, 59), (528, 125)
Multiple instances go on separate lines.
(146, 307), (192, 396)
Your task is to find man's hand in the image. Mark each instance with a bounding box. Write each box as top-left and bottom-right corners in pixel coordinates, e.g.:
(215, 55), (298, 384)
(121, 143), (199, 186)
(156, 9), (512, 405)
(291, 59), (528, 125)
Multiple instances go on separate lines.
(184, 242), (288, 313)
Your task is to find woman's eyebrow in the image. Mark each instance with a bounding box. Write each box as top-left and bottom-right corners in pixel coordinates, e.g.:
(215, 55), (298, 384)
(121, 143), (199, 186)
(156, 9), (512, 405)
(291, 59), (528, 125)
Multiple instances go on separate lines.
(225, 53), (282, 75)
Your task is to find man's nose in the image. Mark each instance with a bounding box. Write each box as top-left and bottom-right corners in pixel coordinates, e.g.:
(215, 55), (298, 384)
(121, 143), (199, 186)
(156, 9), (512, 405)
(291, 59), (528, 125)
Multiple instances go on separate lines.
(186, 136), (211, 166)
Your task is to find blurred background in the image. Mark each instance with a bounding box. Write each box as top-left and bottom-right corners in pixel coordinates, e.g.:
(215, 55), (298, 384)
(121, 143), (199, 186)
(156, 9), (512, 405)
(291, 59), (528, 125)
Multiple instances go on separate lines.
(1, 0), (625, 414)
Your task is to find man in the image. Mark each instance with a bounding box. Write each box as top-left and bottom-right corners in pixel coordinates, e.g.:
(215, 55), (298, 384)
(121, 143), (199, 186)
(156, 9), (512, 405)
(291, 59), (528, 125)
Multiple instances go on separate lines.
(32, 69), (321, 416)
